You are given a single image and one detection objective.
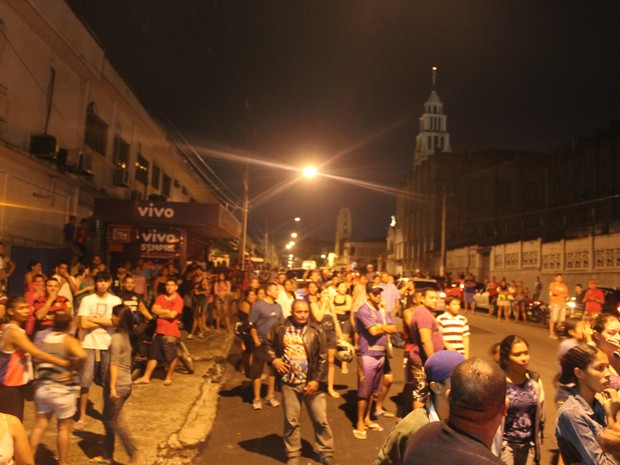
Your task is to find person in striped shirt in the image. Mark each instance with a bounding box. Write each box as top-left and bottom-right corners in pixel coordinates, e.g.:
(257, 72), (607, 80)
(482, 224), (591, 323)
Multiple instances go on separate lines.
(436, 296), (470, 358)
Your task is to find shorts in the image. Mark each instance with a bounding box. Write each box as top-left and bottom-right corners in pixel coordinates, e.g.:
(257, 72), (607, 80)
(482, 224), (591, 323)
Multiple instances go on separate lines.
(149, 334), (179, 364)
(405, 357), (428, 405)
(489, 294), (498, 307)
(338, 316), (352, 338)
(34, 383), (77, 419)
(357, 355), (385, 398)
(463, 292), (474, 305)
(79, 349), (110, 388)
(249, 343), (275, 380)
(192, 295), (207, 317)
(549, 303), (566, 323)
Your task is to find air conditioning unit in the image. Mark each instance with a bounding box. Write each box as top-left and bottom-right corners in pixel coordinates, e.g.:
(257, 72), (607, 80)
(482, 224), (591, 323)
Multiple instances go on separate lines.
(29, 134), (58, 160)
(130, 189), (143, 200)
(113, 167), (130, 187)
(79, 152), (94, 176)
(57, 149), (81, 172)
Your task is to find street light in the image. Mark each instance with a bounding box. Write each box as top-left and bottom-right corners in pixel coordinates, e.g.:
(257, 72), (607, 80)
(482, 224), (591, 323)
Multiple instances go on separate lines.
(303, 166), (317, 178)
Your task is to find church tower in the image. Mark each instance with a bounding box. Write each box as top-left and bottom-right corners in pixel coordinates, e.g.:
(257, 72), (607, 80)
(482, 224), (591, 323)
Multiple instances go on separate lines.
(334, 208), (352, 259)
(414, 67), (451, 167)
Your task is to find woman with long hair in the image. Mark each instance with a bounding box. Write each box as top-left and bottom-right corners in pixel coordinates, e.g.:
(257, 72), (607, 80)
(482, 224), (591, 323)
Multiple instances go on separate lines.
(214, 272), (232, 332)
(332, 282), (353, 374)
(0, 296), (71, 421)
(556, 343), (618, 465)
(188, 267), (209, 339)
(237, 289), (258, 376)
(29, 312), (86, 465)
(73, 264), (94, 310)
(309, 285), (342, 398)
(590, 313), (620, 390)
(497, 278), (511, 321)
(498, 335), (544, 465)
(91, 304), (141, 465)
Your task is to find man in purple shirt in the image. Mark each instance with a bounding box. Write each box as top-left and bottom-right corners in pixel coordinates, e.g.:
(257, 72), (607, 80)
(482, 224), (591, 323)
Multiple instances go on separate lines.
(353, 286), (398, 439)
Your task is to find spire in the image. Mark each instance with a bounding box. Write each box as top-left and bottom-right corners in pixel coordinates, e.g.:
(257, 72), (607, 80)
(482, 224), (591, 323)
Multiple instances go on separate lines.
(413, 66), (451, 167)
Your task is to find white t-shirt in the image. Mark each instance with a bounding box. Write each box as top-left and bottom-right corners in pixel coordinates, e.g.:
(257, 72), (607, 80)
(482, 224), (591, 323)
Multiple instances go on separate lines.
(78, 293), (122, 350)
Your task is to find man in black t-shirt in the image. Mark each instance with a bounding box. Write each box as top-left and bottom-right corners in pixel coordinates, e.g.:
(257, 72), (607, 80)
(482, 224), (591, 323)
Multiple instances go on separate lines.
(117, 276), (152, 322)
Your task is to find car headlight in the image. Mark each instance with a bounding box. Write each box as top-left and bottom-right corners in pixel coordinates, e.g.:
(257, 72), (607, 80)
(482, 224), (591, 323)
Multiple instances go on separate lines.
(567, 301), (576, 309)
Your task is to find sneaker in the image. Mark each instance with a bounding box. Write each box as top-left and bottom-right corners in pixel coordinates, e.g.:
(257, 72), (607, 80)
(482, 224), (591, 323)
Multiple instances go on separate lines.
(252, 399), (262, 410)
(264, 396), (280, 407)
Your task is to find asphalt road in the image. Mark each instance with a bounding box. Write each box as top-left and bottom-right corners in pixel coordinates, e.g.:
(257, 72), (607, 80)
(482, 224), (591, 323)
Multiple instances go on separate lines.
(200, 312), (561, 465)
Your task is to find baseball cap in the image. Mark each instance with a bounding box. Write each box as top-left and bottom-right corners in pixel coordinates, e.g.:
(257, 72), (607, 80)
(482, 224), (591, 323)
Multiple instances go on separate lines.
(367, 284), (383, 295)
(424, 350), (466, 383)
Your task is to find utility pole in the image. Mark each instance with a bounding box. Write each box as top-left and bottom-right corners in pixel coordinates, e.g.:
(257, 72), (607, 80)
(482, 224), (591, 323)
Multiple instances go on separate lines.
(240, 163), (249, 271)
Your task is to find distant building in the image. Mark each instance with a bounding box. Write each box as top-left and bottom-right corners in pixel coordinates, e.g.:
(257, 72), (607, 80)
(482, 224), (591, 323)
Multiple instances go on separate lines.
(340, 239), (385, 271)
(392, 67), (620, 286)
(334, 208), (352, 260)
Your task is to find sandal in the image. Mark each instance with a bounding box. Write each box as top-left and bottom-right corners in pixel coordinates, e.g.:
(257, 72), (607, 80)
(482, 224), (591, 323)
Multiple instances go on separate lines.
(89, 456), (112, 464)
(375, 410), (395, 418)
(74, 420), (87, 430)
(352, 429), (367, 439)
(365, 423), (384, 432)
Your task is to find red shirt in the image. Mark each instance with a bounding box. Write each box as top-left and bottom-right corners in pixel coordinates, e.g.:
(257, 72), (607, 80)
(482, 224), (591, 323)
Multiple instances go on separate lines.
(584, 288), (605, 314)
(154, 294), (183, 337)
(32, 295), (70, 331)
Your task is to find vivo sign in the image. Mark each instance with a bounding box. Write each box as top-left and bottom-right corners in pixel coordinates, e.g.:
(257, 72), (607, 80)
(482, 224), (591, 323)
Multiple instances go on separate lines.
(137, 203), (175, 219)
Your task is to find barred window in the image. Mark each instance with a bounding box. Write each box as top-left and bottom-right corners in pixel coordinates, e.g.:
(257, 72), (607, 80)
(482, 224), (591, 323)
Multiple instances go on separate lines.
(112, 135), (129, 168)
(85, 103), (108, 155)
(135, 154), (149, 185)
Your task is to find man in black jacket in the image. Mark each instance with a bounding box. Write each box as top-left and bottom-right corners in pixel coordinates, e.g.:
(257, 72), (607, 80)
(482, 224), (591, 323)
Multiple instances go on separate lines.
(263, 299), (336, 465)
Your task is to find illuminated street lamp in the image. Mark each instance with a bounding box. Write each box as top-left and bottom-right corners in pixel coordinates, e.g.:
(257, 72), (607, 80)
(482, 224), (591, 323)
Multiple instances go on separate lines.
(291, 232), (298, 238)
(303, 166), (317, 178)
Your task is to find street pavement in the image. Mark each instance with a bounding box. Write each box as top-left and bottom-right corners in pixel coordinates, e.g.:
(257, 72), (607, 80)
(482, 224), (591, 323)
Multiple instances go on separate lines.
(22, 311), (563, 465)
(23, 329), (235, 465)
(199, 311), (562, 465)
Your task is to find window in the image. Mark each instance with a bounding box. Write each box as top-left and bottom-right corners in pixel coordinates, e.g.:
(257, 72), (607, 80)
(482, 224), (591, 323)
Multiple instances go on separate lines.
(84, 103), (108, 155)
(112, 135), (129, 168)
(135, 154), (149, 185)
(151, 164), (161, 189)
(162, 173), (171, 197)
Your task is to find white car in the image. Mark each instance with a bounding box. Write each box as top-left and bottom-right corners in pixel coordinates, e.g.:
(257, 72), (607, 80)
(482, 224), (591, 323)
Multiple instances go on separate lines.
(396, 277), (446, 312)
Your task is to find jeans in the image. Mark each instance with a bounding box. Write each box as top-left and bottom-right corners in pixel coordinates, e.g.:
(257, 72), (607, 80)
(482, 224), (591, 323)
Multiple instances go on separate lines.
(102, 384), (138, 460)
(282, 383), (334, 460)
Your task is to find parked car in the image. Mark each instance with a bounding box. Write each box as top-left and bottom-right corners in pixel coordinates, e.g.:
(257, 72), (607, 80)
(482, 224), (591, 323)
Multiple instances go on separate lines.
(568, 287), (620, 319)
(395, 277), (446, 313)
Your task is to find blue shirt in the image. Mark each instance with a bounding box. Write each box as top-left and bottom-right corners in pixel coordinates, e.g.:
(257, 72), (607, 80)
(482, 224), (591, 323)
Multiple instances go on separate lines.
(249, 300), (282, 341)
(556, 390), (615, 465)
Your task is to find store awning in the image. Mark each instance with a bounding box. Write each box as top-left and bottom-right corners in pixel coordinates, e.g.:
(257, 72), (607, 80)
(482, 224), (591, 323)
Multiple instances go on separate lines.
(94, 199), (241, 240)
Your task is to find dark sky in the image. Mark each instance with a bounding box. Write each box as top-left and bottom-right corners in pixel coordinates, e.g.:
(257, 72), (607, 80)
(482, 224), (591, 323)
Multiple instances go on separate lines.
(67, 1), (620, 246)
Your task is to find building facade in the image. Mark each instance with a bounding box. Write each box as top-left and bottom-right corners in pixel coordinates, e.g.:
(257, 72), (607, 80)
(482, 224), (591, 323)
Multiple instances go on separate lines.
(393, 70), (620, 286)
(0, 0), (240, 281)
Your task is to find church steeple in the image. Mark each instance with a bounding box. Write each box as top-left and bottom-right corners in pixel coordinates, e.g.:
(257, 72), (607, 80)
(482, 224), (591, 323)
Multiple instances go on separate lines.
(414, 67), (451, 167)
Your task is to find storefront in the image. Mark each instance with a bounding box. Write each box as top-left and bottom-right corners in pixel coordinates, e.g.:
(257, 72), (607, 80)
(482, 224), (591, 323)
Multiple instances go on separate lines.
(94, 199), (241, 270)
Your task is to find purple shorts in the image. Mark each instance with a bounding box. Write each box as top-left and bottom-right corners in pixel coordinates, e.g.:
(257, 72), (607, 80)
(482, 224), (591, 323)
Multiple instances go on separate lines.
(357, 355), (384, 398)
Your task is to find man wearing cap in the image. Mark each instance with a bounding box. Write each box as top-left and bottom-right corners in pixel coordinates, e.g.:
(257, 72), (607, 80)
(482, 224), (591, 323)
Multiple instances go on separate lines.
(374, 350), (466, 465)
(353, 285), (398, 439)
(402, 357), (507, 465)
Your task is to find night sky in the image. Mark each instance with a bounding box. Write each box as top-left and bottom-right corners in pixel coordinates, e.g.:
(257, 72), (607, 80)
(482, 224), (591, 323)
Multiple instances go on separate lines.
(66, 1), (620, 247)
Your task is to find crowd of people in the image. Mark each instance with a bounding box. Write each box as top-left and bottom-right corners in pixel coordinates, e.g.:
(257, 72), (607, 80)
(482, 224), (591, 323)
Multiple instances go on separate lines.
(1, 244), (619, 465)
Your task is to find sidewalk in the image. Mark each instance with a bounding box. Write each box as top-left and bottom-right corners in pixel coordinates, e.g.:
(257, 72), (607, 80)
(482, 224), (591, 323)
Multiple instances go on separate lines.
(23, 330), (236, 465)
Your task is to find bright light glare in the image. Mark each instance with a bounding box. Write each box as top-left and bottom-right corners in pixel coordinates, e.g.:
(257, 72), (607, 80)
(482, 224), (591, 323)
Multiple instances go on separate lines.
(286, 244), (292, 250)
(303, 166), (317, 178)
(294, 217), (301, 222)
(291, 232), (298, 238)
